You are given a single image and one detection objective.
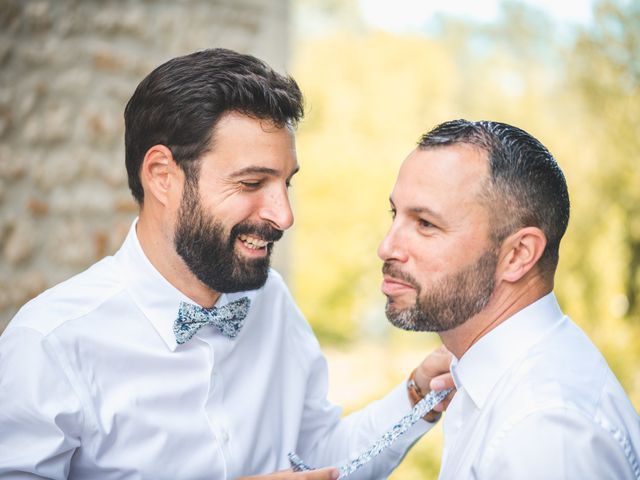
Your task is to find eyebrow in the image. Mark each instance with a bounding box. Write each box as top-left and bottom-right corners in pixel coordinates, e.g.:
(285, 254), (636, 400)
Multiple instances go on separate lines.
(230, 165), (300, 179)
(390, 198), (447, 225)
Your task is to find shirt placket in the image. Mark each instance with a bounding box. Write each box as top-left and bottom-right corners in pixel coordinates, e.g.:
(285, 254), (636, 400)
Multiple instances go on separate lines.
(203, 336), (236, 477)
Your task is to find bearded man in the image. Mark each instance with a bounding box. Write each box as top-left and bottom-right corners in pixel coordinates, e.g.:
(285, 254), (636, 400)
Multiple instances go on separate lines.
(0, 49), (454, 479)
(378, 119), (640, 479)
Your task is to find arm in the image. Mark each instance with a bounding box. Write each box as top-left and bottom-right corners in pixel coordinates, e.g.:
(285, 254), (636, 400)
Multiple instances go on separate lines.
(0, 326), (83, 479)
(295, 346), (453, 479)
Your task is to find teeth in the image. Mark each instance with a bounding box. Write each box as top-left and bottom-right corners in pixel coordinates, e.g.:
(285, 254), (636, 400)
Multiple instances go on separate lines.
(238, 234), (268, 249)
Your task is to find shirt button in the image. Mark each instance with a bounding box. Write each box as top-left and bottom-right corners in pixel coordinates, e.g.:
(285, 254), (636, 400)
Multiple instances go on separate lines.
(221, 429), (230, 443)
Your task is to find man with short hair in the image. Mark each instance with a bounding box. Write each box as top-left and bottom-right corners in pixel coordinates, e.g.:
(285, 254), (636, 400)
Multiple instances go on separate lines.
(379, 119), (640, 478)
(0, 49), (453, 479)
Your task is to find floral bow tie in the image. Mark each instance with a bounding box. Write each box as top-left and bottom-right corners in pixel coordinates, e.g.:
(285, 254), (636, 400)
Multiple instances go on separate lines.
(173, 297), (251, 344)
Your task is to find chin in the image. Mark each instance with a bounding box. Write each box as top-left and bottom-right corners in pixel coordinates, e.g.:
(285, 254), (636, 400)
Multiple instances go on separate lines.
(386, 296), (415, 311)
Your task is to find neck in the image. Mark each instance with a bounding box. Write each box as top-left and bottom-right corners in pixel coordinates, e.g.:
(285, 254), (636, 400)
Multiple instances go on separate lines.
(136, 212), (221, 308)
(439, 274), (552, 359)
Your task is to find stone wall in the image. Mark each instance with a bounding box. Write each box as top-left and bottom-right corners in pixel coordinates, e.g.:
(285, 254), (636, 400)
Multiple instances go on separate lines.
(0, 0), (290, 331)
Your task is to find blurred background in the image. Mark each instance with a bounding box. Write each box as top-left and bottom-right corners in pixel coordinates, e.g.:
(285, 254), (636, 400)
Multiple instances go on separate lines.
(1, 0), (638, 477)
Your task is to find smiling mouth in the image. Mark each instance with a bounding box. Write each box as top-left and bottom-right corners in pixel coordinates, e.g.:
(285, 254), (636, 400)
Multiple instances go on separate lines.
(238, 234), (270, 250)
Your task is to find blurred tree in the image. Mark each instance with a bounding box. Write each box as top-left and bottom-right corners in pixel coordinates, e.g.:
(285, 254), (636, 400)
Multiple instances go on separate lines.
(292, 32), (460, 342)
(570, 0), (640, 319)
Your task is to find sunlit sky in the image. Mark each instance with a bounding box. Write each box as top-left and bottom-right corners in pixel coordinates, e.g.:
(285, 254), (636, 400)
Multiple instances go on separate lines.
(358, 0), (595, 31)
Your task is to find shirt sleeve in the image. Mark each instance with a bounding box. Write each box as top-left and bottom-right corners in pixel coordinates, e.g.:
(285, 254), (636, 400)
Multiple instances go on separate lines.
(478, 407), (638, 480)
(0, 326), (84, 479)
(294, 333), (434, 479)
(275, 273), (435, 479)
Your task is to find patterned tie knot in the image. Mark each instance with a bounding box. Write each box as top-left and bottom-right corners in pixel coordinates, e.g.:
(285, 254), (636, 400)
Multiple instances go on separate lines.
(174, 297), (251, 344)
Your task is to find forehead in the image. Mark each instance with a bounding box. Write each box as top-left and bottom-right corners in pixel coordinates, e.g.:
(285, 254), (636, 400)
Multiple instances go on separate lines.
(201, 111), (297, 173)
(392, 143), (490, 214)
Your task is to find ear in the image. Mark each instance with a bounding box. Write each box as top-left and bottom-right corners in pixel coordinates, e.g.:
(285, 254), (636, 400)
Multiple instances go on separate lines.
(498, 227), (547, 283)
(140, 145), (181, 207)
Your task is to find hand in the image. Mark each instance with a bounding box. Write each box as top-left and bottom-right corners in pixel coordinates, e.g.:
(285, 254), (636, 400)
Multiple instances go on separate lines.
(412, 345), (456, 413)
(238, 467), (340, 480)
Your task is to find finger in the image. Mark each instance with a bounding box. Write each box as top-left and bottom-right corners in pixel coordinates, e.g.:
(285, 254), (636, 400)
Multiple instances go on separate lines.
(238, 471), (288, 479)
(238, 466), (339, 479)
(416, 348), (453, 385)
(432, 387), (457, 412)
(301, 467), (340, 479)
(434, 345), (451, 355)
(429, 372), (455, 391)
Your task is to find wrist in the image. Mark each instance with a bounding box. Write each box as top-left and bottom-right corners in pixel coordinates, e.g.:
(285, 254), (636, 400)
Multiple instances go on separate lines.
(407, 368), (442, 423)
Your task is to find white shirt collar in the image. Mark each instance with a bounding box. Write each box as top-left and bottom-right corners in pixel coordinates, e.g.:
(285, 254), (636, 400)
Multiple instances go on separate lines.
(114, 218), (256, 352)
(451, 292), (565, 409)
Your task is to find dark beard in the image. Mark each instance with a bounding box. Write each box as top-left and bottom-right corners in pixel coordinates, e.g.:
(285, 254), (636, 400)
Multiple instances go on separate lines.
(384, 247), (498, 332)
(174, 182), (283, 293)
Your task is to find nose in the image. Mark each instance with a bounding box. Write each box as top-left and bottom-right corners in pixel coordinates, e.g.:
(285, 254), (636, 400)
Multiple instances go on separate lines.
(259, 185), (294, 231)
(377, 221), (407, 263)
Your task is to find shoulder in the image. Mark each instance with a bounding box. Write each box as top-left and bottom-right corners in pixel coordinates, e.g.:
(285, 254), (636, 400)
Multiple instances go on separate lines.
(250, 268), (321, 353)
(498, 317), (622, 417)
(6, 256), (125, 336)
(479, 406), (640, 479)
(261, 268), (291, 296)
(252, 268), (301, 314)
(480, 318), (640, 477)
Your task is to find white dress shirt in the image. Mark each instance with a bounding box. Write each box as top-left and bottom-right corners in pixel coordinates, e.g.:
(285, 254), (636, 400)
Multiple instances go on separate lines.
(440, 293), (640, 479)
(0, 220), (431, 479)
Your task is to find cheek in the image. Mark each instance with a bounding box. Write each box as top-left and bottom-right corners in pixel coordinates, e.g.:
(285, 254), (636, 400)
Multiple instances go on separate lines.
(412, 255), (443, 285)
(206, 195), (260, 222)
(410, 243), (460, 282)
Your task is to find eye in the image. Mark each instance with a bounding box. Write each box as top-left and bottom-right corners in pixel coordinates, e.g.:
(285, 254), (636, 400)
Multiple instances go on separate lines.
(418, 218), (434, 228)
(286, 179), (294, 189)
(239, 180), (263, 190)
(388, 208), (396, 219)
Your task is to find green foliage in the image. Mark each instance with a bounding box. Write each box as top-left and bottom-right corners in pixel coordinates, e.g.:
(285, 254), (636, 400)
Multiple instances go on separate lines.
(291, 32), (460, 343)
(569, 0), (640, 318)
(560, 0), (640, 408)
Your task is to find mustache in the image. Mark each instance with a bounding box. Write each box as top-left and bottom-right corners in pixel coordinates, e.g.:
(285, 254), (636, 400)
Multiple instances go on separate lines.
(231, 221), (284, 243)
(382, 261), (419, 289)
